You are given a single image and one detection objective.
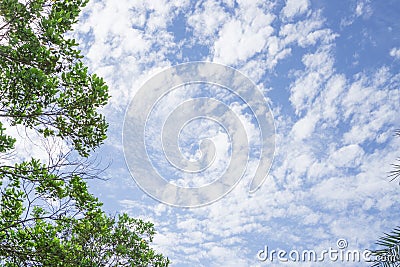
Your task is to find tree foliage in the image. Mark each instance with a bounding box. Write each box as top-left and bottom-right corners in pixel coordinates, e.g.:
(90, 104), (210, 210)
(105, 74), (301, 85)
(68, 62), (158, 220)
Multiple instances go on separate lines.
(371, 130), (400, 267)
(0, 0), (108, 157)
(0, 0), (169, 266)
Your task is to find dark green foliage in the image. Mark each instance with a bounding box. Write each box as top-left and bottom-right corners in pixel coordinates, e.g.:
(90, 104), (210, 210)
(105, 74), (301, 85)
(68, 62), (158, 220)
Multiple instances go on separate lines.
(0, 1), (169, 266)
(0, 0), (108, 157)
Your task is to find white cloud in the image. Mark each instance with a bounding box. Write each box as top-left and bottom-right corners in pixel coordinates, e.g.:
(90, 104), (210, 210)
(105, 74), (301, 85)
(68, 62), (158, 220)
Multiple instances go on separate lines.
(213, 8), (274, 65)
(281, 0), (310, 20)
(390, 47), (400, 59)
(340, 0), (373, 27)
(280, 13), (338, 48)
(330, 144), (364, 168)
(321, 74), (347, 122)
(72, 0), (191, 110)
(289, 46), (335, 114)
(187, 1), (230, 44)
(355, 0), (373, 18)
(291, 113), (319, 140)
(341, 69), (400, 146)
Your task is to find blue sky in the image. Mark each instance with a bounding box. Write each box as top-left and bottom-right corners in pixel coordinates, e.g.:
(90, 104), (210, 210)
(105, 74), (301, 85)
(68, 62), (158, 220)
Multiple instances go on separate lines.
(66, 0), (400, 265)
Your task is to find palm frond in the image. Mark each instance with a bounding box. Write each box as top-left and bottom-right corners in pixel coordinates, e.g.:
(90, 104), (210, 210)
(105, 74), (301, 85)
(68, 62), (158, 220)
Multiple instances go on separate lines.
(389, 158), (400, 183)
(389, 130), (400, 183)
(371, 226), (400, 267)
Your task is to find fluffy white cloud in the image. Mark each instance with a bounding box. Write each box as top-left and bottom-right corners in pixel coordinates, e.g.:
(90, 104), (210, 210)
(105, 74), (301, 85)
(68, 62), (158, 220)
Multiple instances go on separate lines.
(330, 144), (364, 168)
(289, 46), (335, 114)
(281, 0), (310, 19)
(291, 113), (319, 140)
(390, 47), (400, 59)
(280, 12), (338, 48)
(187, 0), (230, 44)
(213, 7), (274, 65)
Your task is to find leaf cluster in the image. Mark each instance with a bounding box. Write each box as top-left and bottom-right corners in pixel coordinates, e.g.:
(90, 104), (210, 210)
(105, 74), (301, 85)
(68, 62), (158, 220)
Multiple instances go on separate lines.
(0, 0), (109, 157)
